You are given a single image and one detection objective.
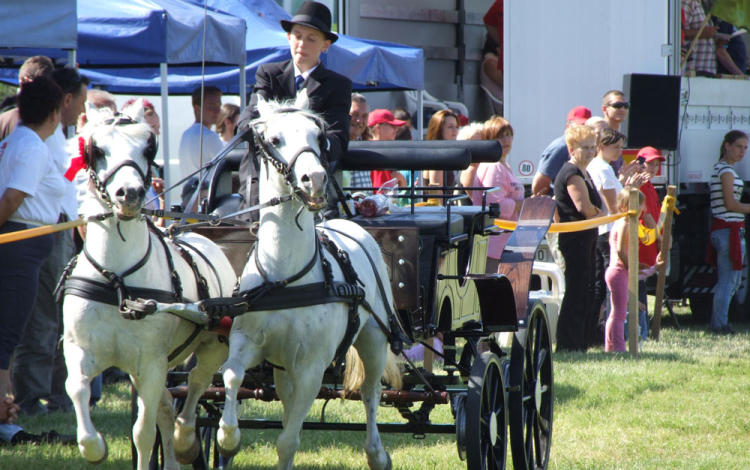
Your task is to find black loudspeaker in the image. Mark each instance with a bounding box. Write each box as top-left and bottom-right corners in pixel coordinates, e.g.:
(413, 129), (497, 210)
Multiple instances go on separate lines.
(623, 73), (681, 150)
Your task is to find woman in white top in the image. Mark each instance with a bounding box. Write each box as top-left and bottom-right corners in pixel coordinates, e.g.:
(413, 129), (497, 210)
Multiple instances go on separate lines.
(0, 76), (64, 416)
(708, 130), (749, 334)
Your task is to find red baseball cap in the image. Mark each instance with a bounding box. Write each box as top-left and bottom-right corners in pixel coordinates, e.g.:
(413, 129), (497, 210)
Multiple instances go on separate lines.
(637, 146), (665, 162)
(567, 106), (592, 126)
(368, 109), (406, 127)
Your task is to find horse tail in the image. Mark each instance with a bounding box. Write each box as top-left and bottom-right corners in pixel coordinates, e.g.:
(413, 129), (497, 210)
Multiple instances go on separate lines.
(343, 347), (403, 392)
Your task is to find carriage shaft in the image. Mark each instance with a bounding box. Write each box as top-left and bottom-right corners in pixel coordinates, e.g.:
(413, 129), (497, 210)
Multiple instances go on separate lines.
(169, 385), (451, 405)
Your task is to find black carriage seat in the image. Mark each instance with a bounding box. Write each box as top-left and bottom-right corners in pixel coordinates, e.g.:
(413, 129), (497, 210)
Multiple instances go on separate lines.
(413, 205), (496, 236)
(349, 211), (464, 240)
(207, 147), (246, 218)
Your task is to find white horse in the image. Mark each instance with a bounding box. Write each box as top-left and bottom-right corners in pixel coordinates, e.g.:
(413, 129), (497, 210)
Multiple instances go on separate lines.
(215, 95), (401, 470)
(61, 102), (236, 470)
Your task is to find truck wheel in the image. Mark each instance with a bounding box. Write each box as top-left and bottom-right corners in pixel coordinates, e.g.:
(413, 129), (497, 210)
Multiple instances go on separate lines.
(688, 295), (712, 324)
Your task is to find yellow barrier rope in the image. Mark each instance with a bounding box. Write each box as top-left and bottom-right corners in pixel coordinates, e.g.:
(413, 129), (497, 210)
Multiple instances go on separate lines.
(0, 218), (87, 245)
(495, 211), (632, 233)
(496, 194), (681, 238)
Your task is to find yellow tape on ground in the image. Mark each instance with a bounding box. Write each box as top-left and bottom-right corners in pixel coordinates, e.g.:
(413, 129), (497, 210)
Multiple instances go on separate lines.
(0, 218), (87, 245)
(495, 211), (633, 233)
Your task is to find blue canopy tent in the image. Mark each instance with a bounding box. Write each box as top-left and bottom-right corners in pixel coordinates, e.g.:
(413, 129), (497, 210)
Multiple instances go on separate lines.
(53, 0), (424, 94)
(0, 0), (78, 73)
(0, 0), (247, 188)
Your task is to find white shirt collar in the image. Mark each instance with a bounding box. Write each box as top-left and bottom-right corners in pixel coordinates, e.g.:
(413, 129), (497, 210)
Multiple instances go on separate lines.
(293, 61), (320, 82)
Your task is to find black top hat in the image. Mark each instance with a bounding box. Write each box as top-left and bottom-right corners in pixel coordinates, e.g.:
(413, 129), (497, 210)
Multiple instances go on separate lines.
(280, 1), (338, 43)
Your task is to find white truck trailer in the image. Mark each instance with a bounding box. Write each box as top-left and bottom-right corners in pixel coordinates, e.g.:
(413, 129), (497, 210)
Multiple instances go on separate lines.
(505, 0), (750, 319)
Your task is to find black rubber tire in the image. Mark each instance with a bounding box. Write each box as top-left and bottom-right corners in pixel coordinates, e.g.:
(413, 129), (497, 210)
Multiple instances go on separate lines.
(465, 352), (507, 470)
(508, 301), (554, 470)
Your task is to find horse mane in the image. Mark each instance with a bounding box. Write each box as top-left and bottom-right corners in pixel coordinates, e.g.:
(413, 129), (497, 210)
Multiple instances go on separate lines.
(250, 97), (326, 131)
(76, 111), (154, 152)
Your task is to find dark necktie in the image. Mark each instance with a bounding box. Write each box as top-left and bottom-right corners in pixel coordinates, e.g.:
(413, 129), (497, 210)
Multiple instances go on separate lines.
(295, 75), (304, 92)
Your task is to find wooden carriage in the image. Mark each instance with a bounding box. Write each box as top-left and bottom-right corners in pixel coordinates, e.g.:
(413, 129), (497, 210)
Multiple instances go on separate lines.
(154, 139), (555, 470)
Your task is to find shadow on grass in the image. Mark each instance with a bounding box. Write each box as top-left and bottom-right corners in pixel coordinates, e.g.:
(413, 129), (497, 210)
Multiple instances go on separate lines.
(553, 349), (688, 363)
(552, 382), (584, 406)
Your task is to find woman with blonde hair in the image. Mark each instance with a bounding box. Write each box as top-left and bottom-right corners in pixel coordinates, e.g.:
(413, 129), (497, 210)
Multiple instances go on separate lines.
(470, 116), (524, 273)
(554, 124), (603, 352)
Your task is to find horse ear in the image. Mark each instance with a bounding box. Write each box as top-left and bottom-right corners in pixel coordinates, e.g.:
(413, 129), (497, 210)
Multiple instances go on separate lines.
(122, 98), (146, 123)
(256, 95), (273, 118)
(295, 89), (310, 111)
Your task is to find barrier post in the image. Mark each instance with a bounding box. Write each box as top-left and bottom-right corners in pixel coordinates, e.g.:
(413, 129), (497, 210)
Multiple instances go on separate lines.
(628, 190), (639, 357)
(651, 185), (677, 340)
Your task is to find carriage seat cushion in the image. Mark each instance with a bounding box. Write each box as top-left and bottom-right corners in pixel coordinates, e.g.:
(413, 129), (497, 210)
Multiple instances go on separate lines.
(212, 194), (242, 219)
(415, 206), (495, 234)
(349, 211), (464, 239)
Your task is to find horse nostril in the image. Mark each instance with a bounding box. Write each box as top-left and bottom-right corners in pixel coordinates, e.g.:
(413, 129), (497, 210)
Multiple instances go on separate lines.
(137, 187), (146, 199)
(301, 174), (311, 184)
(115, 188), (126, 199)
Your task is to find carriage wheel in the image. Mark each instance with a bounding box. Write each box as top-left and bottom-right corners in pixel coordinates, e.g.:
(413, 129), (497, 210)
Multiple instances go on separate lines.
(508, 301), (554, 470)
(465, 352), (507, 470)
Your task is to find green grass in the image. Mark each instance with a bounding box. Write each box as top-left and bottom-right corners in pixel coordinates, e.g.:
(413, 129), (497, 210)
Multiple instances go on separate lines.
(3, 306), (750, 469)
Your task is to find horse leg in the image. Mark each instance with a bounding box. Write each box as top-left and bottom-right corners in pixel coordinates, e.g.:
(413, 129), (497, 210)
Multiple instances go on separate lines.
(218, 333), (262, 457)
(174, 341), (228, 463)
(155, 387), (179, 470)
(64, 341), (108, 464)
(275, 366), (324, 470)
(131, 363), (169, 470)
(354, 324), (392, 470)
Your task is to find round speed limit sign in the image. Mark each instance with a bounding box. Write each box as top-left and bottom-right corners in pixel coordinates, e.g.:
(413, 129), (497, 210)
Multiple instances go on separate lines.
(518, 160), (534, 176)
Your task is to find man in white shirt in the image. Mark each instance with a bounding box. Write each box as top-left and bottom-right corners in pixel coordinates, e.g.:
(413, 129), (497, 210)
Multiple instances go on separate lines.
(178, 86), (224, 208)
(178, 86), (224, 182)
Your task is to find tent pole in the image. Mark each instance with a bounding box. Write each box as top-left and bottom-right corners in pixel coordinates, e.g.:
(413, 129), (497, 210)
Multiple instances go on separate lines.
(160, 63), (171, 209)
(239, 60), (247, 111)
(418, 91), (424, 140)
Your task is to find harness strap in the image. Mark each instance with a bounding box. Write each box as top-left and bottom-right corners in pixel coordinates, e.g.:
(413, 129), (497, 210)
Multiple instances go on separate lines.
(61, 277), (182, 306)
(172, 240), (210, 301)
(253, 233), (321, 288)
(238, 281), (364, 312)
(317, 226), (412, 355)
(319, 234), (363, 370)
(168, 324), (204, 363)
(148, 223), (184, 303)
(82, 234), (154, 314)
(173, 238), (224, 297)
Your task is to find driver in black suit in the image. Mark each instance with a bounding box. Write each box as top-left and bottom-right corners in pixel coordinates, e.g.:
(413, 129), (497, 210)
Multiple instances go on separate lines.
(236, 1), (352, 220)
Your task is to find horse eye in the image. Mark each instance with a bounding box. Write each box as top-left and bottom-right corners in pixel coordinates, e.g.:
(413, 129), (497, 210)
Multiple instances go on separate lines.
(269, 136), (281, 146)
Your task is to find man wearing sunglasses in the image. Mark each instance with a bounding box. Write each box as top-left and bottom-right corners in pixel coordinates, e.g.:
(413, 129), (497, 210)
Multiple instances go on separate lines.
(601, 90), (629, 132)
(601, 90), (629, 175)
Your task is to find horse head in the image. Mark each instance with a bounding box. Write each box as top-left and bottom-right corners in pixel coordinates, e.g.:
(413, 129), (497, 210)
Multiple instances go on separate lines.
(81, 103), (158, 220)
(253, 93), (329, 212)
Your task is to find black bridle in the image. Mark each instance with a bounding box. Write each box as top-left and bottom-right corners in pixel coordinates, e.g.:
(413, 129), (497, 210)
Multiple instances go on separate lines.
(251, 107), (329, 215)
(87, 115), (158, 210)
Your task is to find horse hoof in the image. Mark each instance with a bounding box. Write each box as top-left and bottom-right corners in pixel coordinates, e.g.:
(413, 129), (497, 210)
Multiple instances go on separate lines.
(85, 436), (108, 465)
(217, 439), (240, 458)
(384, 452), (392, 470)
(176, 435), (201, 465)
(217, 427), (241, 458)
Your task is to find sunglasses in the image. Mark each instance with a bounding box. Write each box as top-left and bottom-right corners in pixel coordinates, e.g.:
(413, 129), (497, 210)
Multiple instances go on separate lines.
(608, 101), (630, 110)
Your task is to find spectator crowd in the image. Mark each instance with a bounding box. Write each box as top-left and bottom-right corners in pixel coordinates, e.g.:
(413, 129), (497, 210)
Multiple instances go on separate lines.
(1, 0), (747, 450)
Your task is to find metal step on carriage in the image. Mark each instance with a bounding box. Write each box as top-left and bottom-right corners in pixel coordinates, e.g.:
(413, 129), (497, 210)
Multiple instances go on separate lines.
(142, 139), (555, 470)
